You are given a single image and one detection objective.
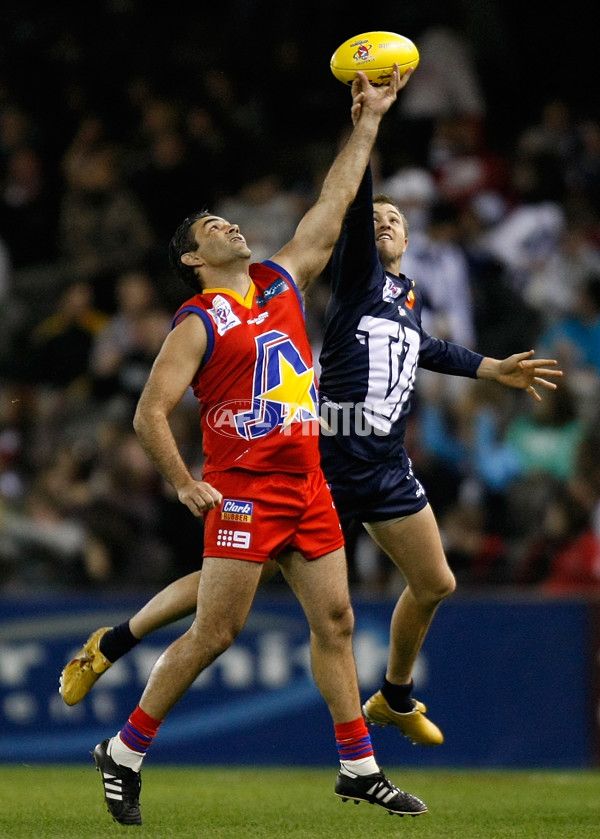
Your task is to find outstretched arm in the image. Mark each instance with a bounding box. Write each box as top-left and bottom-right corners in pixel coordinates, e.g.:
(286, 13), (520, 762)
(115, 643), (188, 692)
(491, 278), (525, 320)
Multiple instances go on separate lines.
(273, 67), (412, 290)
(476, 350), (563, 401)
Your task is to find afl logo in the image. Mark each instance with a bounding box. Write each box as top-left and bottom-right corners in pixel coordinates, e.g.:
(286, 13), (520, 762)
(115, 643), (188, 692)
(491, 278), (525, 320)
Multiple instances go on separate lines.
(206, 399), (280, 439)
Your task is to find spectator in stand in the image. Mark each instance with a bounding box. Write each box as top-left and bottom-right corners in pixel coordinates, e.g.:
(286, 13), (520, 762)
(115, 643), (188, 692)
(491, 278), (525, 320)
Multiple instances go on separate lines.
(380, 165), (438, 234)
(20, 280), (108, 392)
(428, 114), (511, 210)
(196, 66), (270, 190)
(481, 151), (567, 297)
(0, 144), (60, 273)
(127, 127), (198, 246)
(94, 308), (172, 422)
(516, 99), (579, 167)
(0, 481), (90, 589)
(74, 424), (176, 588)
(417, 379), (586, 584)
(183, 104), (228, 205)
(517, 217), (600, 323)
(57, 142), (154, 311)
(0, 102), (37, 164)
(60, 114), (111, 198)
(90, 269), (171, 412)
(215, 171), (305, 265)
(400, 198), (477, 351)
(502, 383), (585, 483)
(571, 421), (600, 547)
(397, 22), (486, 167)
(537, 273), (600, 379)
(465, 380), (584, 496)
(515, 484), (600, 594)
(570, 119), (600, 218)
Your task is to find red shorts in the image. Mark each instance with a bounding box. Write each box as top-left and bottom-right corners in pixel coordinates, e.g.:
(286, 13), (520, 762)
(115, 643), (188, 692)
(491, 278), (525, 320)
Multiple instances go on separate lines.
(202, 467), (344, 562)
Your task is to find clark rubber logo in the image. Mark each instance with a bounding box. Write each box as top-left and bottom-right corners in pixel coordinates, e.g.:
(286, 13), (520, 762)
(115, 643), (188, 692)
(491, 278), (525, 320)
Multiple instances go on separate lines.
(221, 499), (253, 522)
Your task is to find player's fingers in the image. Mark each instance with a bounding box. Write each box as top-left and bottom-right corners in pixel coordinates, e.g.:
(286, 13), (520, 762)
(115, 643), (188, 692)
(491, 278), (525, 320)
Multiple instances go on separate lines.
(530, 359), (560, 368)
(185, 499), (203, 517)
(201, 488), (223, 509)
(397, 65), (413, 89)
(350, 77), (366, 105)
(189, 496), (213, 515)
(354, 70), (369, 90)
(183, 485), (222, 515)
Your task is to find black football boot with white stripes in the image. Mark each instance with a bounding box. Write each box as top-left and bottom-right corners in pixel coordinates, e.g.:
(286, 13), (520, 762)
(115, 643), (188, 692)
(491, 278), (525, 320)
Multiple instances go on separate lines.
(93, 738), (142, 825)
(335, 768), (428, 816)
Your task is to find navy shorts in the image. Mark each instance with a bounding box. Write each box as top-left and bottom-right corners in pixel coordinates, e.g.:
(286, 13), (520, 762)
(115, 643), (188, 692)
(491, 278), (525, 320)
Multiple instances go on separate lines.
(319, 434), (429, 530)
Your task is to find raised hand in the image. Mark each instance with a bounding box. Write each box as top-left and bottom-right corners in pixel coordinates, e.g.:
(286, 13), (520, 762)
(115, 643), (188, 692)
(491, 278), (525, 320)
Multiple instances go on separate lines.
(350, 64), (413, 124)
(494, 350), (564, 401)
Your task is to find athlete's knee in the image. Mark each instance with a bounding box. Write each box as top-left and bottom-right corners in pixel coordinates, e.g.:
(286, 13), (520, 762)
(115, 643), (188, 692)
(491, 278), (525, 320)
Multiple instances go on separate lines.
(332, 601), (355, 636)
(412, 567), (456, 608)
(188, 618), (242, 659)
(435, 565), (457, 600)
(314, 600), (355, 645)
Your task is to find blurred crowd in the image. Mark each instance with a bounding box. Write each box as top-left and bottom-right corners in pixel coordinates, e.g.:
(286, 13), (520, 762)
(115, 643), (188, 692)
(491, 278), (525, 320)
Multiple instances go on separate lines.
(1, 2), (600, 596)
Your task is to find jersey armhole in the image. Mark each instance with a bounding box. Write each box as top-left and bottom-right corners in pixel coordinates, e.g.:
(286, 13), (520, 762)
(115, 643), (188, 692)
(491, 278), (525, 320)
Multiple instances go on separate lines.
(263, 258), (305, 316)
(172, 306), (216, 367)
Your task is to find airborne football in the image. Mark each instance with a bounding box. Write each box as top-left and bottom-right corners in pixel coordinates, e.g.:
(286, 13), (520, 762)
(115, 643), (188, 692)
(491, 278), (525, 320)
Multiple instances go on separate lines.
(330, 30), (419, 86)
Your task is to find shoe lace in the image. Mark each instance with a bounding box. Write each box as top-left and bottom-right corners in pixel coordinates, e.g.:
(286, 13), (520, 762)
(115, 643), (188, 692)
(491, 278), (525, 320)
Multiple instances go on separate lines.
(76, 653), (93, 670)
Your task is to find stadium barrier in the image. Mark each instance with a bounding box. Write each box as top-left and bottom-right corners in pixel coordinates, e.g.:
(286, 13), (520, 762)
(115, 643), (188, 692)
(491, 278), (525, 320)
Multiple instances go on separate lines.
(0, 590), (598, 767)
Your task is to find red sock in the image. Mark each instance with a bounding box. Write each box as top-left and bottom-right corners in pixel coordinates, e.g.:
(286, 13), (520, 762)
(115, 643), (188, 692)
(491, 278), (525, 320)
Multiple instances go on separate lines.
(334, 718), (374, 762)
(119, 704), (162, 755)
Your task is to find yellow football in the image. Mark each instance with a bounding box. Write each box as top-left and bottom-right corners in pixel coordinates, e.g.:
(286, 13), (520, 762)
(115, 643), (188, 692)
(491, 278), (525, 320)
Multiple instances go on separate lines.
(330, 30), (419, 86)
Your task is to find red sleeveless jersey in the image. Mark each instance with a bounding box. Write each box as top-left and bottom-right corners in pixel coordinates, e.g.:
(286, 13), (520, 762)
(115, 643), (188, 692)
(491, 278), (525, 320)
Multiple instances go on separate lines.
(172, 260), (321, 474)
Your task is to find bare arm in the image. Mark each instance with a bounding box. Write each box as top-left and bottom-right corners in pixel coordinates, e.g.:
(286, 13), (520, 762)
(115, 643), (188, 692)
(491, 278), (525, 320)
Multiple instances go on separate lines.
(476, 350), (563, 401)
(133, 314), (223, 516)
(273, 67), (412, 291)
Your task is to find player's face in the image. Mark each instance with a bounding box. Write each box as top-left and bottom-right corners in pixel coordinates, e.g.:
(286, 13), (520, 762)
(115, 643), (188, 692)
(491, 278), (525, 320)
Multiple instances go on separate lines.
(373, 203), (408, 262)
(192, 216), (252, 264)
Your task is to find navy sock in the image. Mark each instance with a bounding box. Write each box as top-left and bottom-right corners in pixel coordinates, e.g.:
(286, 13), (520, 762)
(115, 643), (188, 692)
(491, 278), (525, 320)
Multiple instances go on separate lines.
(381, 678), (415, 713)
(98, 621), (141, 663)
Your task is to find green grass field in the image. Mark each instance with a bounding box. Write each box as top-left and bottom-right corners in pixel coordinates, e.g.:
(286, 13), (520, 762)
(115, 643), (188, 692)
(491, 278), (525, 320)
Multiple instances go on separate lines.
(0, 765), (598, 839)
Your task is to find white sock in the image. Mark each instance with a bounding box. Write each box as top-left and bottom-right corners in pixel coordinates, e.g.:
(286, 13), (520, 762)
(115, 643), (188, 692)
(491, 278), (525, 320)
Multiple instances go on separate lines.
(107, 733), (145, 773)
(340, 755), (380, 776)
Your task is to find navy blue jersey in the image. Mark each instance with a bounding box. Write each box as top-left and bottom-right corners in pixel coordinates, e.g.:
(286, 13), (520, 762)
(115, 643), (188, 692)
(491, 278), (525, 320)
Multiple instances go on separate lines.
(318, 166), (483, 463)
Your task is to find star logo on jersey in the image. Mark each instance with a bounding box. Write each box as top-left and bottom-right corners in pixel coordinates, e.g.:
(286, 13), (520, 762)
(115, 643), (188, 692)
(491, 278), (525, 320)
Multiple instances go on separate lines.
(259, 354), (318, 428)
(230, 331), (319, 439)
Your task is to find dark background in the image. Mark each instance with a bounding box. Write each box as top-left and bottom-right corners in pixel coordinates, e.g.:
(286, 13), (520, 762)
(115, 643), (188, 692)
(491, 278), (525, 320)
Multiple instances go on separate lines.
(1, 1), (594, 162)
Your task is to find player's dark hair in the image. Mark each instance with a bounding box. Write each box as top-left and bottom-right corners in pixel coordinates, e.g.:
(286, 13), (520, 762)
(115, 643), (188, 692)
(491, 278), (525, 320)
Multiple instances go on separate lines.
(373, 193), (409, 235)
(168, 209), (212, 291)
